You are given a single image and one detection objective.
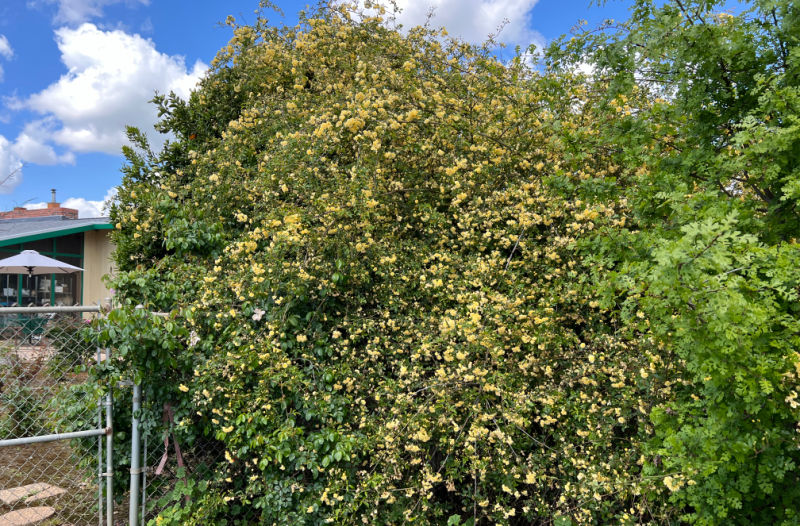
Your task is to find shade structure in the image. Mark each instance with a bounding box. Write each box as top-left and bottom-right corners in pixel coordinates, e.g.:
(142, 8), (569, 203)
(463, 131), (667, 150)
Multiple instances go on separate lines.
(0, 250), (83, 276)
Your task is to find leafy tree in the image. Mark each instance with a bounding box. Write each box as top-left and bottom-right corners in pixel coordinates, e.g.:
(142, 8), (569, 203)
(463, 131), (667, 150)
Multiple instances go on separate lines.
(549, 0), (800, 523)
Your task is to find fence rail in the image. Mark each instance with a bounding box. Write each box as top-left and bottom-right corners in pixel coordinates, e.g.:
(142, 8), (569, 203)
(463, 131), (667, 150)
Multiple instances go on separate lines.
(0, 305), (102, 314)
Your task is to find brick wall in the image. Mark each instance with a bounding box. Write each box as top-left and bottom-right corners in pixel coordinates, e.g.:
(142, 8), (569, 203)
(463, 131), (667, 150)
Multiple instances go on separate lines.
(0, 205), (78, 220)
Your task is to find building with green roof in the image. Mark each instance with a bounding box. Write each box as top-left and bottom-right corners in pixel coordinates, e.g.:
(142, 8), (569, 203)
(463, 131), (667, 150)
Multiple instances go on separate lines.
(0, 195), (114, 307)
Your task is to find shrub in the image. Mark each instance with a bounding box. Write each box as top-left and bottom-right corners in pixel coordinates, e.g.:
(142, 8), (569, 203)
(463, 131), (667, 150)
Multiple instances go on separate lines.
(98, 1), (800, 524)
(0, 383), (49, 438)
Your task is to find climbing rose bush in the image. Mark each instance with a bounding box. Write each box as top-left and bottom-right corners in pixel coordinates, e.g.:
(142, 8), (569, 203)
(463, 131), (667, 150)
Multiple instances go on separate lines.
(100, 1), (800, 524)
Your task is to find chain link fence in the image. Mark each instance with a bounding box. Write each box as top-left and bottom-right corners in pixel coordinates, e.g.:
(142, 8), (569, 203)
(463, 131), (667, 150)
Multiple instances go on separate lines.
(0, 307), (107, 526)
(0, 306), (250, 525)
(137, 417), (227, 524)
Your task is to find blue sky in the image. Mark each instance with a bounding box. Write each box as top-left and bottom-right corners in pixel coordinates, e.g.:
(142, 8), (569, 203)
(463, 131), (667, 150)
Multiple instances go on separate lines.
(0, 0), (631, 217)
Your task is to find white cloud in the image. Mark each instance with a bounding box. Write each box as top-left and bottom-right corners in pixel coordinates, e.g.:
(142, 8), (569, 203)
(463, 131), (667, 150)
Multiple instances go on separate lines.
(0, 136), (23, 195)
(0, 121), (74, 197)
(21, 23), (206, 155)
(38, 0), (149, 25)
(25, 186), (116, 218)
(369, 0), (544, 49)
(576, 61), (596, 76)
(11, 119), (75, 165)
(61, 195), (107, 217)
(0, 35), (12, 59)
(0, 34), (12, 83)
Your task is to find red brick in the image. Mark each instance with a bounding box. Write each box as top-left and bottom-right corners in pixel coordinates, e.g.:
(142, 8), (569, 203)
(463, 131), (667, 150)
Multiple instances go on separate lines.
(0, 205), (78, 220)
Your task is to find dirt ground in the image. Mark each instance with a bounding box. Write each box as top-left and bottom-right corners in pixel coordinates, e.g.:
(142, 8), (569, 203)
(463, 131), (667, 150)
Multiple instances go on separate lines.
(0, 441), (99, 525)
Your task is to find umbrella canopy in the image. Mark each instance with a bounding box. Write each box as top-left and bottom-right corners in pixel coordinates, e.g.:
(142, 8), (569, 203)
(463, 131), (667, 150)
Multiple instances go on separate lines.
(0, 250), (83, 276)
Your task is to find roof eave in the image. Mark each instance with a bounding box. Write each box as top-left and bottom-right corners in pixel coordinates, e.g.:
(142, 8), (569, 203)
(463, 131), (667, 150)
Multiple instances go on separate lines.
(0, 223), (113, 248)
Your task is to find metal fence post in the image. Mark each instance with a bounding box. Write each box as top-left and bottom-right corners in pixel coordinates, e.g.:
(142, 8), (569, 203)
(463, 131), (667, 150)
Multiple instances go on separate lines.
(105, 347), (114, 526)
(141, 434), (148, 525)
(97, 348), (104, 526)
(129, 382), (142, 525)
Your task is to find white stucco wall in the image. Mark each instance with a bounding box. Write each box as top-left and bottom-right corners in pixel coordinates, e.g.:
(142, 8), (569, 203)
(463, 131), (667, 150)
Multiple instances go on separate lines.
(82, 229), (115, 307)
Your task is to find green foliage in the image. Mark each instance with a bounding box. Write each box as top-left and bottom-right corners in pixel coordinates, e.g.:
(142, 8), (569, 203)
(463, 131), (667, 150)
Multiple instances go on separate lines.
(547, 0), (800, 523)
(99, 0), (800, 524)
(551, 0), (800, 239)
(0, 384), (48, 437)
(632, 216), (800, 524)
(44, 315), (95, 376)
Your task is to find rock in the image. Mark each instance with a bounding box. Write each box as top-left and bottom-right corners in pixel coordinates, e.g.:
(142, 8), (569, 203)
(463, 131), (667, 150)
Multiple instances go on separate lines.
(0, 483), (65, 506)
(24, 486), (66, 503)
(0, 507), (55, 525)
(0, 484), (49, 506)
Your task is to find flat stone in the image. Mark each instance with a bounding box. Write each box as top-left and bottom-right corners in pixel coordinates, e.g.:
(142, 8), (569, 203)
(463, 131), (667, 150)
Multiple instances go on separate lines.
(24, 485), (66, 503)
(0, 484), (49, 506)
(0, 507), (55, 526)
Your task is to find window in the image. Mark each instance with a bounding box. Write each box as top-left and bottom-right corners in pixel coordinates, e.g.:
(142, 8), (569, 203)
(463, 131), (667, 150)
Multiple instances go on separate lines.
(0, 234), (84, 305)
(1, 274), (18, 306)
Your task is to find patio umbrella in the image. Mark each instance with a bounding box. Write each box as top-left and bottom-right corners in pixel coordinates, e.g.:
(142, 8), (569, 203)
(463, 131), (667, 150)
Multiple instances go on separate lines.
(0, 250), (83, 276)
(0, 250), (82, 306)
